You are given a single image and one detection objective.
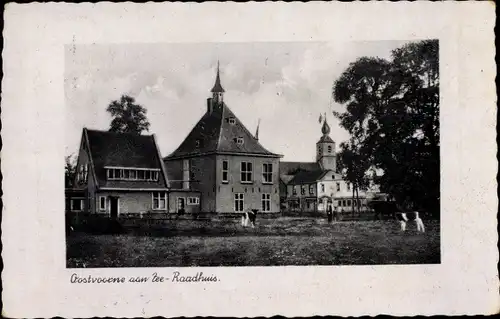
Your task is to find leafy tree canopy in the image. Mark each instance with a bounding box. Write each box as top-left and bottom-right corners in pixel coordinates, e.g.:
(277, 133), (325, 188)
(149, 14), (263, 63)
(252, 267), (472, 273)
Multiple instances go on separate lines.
(333, 40), (439, 215)
(65, 154), (76, 188)
(107, 95), (151, 134)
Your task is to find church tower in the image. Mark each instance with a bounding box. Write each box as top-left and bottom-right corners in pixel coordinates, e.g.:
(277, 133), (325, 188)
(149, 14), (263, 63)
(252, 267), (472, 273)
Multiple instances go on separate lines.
(316, 118), (336, 171)
(211, 61), (225, 104)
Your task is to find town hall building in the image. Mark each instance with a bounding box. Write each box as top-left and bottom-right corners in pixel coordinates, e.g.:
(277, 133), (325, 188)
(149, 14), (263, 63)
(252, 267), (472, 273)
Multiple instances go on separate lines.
(163, 63), (283, 214)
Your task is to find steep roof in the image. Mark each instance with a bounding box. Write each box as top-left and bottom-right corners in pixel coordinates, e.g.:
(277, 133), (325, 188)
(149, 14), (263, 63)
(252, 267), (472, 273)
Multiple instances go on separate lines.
(211, 62), (225, 93)
(165, 101), (281, 159)
(85, 129), (168, 189)
(317, 135), (334, 143)
(211, 72), (225, 93)
(288, 169), (328, 185)
(279, 161), (321, 176)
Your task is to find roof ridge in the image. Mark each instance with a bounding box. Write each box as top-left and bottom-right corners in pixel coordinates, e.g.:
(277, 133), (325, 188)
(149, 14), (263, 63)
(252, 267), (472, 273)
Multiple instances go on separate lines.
(86, 128), (154, 137)
(83, 128), (100, 189)
(215, 102), (226, 150)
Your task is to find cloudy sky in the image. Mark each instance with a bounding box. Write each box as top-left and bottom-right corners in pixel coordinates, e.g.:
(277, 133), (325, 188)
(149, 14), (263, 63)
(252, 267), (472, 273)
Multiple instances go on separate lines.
(65, 41), (409, 162)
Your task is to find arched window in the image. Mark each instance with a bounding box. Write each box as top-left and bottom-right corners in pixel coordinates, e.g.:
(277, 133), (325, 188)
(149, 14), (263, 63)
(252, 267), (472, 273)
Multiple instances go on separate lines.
(327, 145), (332, 153)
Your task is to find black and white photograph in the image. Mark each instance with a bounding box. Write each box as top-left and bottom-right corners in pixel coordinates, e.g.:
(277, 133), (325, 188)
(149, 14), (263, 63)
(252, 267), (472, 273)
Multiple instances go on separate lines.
(64, 40), (440, 268)
(3, 2), (497, 318)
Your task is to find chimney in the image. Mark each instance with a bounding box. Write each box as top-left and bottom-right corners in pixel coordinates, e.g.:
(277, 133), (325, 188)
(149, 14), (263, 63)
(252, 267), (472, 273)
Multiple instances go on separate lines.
(207, 98), (213, 114)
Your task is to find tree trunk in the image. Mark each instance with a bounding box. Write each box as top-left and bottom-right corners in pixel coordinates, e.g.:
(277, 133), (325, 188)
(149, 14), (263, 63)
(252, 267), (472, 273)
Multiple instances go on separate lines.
(351, 186), (355, 217)
(355, 186), (360, 215)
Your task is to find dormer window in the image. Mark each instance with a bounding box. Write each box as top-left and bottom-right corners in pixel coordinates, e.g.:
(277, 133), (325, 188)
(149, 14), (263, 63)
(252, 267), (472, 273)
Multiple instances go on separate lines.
(228, 117), (236, 125)
(235, 137), (244, 145)
(106, 167), (160, 181)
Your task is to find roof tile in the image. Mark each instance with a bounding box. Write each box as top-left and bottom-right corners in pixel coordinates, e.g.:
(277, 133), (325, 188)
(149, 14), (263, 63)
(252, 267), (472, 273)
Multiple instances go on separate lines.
(85, 129), (168, 189)
(165, 101), (280, 159)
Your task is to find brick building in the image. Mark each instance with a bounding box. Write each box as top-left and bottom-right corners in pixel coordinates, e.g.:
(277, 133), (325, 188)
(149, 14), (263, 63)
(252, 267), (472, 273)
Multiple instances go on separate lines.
(66, 128), (200, 218)
(164, 63), (282, 214)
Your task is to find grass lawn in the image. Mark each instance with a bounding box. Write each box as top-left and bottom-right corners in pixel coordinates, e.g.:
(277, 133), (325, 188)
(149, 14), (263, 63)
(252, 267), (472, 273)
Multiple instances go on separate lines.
(66, 217), (440, 267)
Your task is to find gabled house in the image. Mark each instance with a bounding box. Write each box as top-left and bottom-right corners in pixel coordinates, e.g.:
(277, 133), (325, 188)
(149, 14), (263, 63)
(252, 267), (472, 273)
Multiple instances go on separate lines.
(279, 161), (321, 208)
(164, 63), (283, 214)
(66, 128), (200, 218)
(280, 118), (375, 213)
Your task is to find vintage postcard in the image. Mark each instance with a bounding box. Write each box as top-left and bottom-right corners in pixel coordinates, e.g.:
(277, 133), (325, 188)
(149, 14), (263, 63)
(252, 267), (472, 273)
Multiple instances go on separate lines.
(2, 2), (498, 318)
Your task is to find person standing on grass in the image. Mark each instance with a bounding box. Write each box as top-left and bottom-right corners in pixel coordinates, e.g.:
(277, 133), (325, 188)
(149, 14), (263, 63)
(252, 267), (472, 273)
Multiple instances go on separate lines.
(327, 204), (333, 223)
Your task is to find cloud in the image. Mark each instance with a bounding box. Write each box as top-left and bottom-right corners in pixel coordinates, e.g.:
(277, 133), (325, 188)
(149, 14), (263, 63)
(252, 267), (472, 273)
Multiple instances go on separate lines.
(65, 41), (410, 161)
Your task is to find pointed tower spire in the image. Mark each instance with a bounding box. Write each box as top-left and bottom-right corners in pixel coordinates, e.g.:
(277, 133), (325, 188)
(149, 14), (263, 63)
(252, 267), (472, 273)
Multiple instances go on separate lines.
(211, 60), (225, 104)
(211, 60), (225, 93)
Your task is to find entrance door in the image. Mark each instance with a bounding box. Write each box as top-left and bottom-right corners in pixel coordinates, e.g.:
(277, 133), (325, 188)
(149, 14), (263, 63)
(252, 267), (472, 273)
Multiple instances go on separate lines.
(177, 198), (185, 214)
(109, 197), (119, 219)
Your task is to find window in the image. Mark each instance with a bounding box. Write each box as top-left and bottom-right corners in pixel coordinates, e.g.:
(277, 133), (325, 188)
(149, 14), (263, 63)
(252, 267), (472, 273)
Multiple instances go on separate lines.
(188, 197), (199, 205)
(228, 117), (236, 125)
(130, 170), (137, 180)
(234, 193), (244, 212)
(183, 159), (190, 189)
(152, 192), (167, 210)
(261, 193), (271, 212)
(321, 183), (325, 193)
(347, 199), (351, 206)
(347, 183), (351, 191)
(336, 182), (341, 191)
(222, 160), (229, 183)
(328, 145), (332, 153)
(114, 169), (161, 181)
(309, 184), (314, 195)
(195, 140), (200, 148)
(107, 168), (122, 180)
(240, 162), (253, 183)
(263, 163), (273, 183)
(98, 196), (106, 211)
(83, 164), (88, 182)
(137, 170), (145, 180)
(77, 165), (87, 182)
(292, 186), (297, 195)
(342, 200), (346, 207)
(301, 185), (306, 195)
(70, 198), (84, 211)
(236, 137), (244, 145)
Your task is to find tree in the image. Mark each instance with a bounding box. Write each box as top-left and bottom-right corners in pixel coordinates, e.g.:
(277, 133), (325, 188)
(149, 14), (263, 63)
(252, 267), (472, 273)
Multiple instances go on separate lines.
(336, 139), (370, 214)
(65, 154), (76, 188)
(106, 95), (150, 134)
(333, 40), (439, 216)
